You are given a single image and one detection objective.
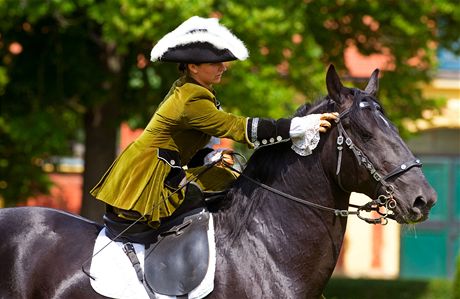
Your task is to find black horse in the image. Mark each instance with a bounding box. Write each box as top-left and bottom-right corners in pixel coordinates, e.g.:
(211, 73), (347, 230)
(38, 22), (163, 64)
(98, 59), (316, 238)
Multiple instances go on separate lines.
(0, 66), (436, 298)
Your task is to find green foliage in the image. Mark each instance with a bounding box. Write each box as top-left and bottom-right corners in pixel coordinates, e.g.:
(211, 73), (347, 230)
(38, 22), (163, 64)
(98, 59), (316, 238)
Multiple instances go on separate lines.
(454, 254), (460, 299)
(0, 110), (81, 205)
(0, 66), (8, 95)
(324, 278), (452, 299)
(0, 0), (459, 206)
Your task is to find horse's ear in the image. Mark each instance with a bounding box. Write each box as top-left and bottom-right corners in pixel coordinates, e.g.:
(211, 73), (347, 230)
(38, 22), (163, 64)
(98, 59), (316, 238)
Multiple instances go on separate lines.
(364, 69), (380, 97)
(326, 64), (344, 104)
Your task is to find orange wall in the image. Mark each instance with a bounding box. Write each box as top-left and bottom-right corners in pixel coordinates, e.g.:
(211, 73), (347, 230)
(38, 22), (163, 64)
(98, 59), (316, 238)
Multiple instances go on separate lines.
(25, 173), (82, 214)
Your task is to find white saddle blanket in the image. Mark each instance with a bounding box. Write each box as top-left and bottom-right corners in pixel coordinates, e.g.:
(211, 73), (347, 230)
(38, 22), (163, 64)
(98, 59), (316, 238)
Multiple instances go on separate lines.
(89, 215), (216, 299)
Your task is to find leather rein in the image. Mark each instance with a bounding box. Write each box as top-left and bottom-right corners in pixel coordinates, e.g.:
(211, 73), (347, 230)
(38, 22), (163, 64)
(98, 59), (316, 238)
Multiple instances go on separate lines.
(227, 99), (422, 225)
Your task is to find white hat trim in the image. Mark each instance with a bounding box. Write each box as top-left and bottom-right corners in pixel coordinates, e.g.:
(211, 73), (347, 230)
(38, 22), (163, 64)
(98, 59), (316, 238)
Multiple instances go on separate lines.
(150, 16), (249, 62)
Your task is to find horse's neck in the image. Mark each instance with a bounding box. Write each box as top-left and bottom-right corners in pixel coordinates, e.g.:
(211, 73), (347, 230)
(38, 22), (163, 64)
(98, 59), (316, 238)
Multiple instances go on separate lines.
(213, 155), (349, 296)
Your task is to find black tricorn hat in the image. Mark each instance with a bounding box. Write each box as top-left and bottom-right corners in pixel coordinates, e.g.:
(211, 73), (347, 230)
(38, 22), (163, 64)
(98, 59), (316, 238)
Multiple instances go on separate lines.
(150, 16), (249, 63)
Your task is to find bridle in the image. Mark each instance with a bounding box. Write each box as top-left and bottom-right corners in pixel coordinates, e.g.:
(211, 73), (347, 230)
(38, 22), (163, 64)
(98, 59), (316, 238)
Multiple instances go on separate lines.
(227, 94), (422, 225)
(334, 97), (422, 224)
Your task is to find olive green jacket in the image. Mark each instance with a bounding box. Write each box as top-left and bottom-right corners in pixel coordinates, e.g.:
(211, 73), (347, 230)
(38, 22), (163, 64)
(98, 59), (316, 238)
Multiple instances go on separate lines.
(90, 77), (252, 226)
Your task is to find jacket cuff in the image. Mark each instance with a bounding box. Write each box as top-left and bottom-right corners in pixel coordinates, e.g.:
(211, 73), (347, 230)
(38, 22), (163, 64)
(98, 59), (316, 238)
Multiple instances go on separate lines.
(246, 118), (291, 149)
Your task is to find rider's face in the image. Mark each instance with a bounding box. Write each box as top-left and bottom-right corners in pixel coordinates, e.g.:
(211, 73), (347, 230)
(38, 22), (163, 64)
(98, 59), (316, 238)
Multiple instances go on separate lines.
(188, 62), (227, 89)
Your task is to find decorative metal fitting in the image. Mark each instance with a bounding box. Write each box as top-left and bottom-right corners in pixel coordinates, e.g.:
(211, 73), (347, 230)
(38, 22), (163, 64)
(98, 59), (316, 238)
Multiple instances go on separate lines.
(337, 136), (344, 145)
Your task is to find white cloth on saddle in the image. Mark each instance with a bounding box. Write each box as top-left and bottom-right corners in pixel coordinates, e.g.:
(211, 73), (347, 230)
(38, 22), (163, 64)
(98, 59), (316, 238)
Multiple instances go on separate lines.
(89, 215), (216, 299)
(289, 114), (321, 156)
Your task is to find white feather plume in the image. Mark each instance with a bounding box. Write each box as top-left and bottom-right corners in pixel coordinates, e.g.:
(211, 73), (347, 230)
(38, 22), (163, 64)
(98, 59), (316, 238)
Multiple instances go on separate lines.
(150, 16), (249, 62)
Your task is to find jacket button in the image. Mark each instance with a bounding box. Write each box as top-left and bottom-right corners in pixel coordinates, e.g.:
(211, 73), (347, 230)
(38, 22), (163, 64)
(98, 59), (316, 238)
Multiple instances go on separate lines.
(269, 138), (275, 143)
(170, 160), (176, 165)
(254, 141), (260, 147)
(262, 139), (267, 144)
(277, 136), (282, 141)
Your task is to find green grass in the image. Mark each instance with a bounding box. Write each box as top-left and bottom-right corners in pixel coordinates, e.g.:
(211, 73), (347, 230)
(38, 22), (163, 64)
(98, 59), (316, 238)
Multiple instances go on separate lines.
(324, 278), (453, 299)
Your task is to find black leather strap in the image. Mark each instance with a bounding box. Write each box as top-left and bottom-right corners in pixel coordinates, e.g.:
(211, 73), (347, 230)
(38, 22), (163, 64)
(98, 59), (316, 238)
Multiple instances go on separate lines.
(381, 159), (422, 181)
(122, 242), (144, 282)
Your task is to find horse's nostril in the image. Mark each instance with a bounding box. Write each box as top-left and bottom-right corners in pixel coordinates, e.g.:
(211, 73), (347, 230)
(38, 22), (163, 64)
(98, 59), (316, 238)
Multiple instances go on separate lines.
(413, 196), (427, 210)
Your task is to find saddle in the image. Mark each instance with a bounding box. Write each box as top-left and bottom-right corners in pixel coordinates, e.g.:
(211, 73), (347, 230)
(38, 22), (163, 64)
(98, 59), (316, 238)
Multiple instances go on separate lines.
(103, 207), (211, 298)
(144, 208), (210, 297)
(102, 183), (226, 298)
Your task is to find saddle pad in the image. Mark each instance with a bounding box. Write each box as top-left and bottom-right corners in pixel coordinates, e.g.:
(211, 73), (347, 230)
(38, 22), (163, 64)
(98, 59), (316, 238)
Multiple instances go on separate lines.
(89, 216), (216, 299)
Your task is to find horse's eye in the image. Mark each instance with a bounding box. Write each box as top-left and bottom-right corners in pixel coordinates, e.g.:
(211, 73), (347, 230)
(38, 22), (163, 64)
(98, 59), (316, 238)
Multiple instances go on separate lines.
(362, 133), (373, 142)
(356, 127), (374, 142)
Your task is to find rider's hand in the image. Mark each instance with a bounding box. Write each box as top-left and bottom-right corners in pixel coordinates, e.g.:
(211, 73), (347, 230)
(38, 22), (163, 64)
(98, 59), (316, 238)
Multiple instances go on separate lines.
(221, 151), (234, 167)
(204, 148), (234, 167)
(319, 112), (339, 133)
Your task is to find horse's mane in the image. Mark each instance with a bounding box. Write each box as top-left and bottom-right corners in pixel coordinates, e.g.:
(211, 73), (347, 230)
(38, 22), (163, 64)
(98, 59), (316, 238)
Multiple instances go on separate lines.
(220, 97), (330, 240)
(233, 96), (332, 187)
(243, 98), (329, 182)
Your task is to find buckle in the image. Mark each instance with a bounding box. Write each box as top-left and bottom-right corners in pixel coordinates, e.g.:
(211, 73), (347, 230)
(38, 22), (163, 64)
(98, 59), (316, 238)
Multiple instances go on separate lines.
(337, 136), (344, 145)
(335, 210), (349, 217)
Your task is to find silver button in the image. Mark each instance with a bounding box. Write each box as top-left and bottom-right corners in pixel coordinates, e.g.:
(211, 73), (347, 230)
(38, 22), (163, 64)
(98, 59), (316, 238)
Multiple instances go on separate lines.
(401, 164), (406, 170)
(254, 141), (260, 147)
(276, 136), (282, 141)
(269, 138), (275, 143)
(170, 160), (176, 166)
(262, 139), (267, 144)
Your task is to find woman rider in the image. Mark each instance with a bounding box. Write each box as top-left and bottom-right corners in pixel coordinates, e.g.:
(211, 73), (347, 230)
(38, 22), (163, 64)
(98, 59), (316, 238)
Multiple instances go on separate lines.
(90, 16), (337, 234)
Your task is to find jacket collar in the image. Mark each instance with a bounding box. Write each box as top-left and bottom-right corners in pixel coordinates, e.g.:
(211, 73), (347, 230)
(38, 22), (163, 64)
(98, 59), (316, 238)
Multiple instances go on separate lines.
(181, 75), (216, 95)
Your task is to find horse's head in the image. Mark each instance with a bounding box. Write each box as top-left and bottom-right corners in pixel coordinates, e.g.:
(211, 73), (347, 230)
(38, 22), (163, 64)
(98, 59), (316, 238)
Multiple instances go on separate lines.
(323, 65), (437, 224)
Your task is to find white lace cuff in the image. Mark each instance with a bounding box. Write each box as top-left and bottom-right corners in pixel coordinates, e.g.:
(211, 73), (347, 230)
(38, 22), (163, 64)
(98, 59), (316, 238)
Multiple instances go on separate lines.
(289, 114), (321, 156)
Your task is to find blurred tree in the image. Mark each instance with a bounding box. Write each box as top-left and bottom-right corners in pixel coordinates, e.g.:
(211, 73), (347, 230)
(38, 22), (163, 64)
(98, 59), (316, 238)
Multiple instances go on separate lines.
(0, 0), (458, 220)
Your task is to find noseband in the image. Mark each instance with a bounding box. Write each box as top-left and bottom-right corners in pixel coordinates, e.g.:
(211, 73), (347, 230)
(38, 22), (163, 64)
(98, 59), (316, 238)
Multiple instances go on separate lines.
(334, 99), (422, 224)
